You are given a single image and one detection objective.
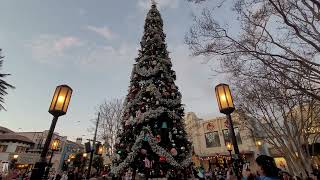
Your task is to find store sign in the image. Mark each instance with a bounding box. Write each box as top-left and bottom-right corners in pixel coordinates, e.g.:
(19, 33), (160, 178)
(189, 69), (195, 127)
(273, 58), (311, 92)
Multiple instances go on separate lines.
(203, 122), (216, 132)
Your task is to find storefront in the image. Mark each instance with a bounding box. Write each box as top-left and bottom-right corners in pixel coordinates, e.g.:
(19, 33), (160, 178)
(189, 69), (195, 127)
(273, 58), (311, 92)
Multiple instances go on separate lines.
(185, 112), (262, 171)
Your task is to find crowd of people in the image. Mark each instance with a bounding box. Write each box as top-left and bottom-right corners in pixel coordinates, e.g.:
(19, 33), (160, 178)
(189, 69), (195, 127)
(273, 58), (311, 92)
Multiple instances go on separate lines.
(1, 155), (319, 179)
(194, 155), (320, 180)
(0, 168), (109, 180)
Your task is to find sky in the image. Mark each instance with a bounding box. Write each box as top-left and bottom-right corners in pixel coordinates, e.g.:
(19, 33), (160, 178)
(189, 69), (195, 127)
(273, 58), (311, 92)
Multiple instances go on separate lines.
(0, 0), (234, 141)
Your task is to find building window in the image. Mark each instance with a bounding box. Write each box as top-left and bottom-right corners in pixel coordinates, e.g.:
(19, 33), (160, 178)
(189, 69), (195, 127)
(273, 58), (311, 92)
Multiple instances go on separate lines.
(0, 145), (8, 152)
(15, 146), (27, 153)
(223, 128), (242, 145)
(204, 131), (221, 147)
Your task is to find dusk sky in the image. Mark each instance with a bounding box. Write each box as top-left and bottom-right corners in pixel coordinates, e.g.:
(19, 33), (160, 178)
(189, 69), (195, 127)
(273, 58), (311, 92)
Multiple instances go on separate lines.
(0, 0), (233, 141)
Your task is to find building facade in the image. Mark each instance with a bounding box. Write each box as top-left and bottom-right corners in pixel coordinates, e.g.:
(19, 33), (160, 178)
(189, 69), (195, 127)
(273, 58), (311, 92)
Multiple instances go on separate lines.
(0, 126), (35, 173)
(18, 131), (84, 172)
(184, 112), (268, 171)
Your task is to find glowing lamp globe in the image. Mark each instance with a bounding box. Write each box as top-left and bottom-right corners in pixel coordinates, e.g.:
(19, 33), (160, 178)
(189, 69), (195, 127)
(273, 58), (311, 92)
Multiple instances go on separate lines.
(51, 139), (60, 151)
(49, 85), (73, 117)
(256, 140), (262, 146)
(226, 142), (232, 151)
(13, 154), (19, 159)
(215, 84), (235, 114)
(95, 144), (104, 155)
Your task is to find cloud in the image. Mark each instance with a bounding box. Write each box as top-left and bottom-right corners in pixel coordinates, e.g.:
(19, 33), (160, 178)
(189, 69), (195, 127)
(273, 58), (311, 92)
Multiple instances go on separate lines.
(137, 0), (179, 10)
(79, 43), (138, 70)
(79, 42), (222, 117)
(29, 35), (82, 62)
(87, 26), (117, 40)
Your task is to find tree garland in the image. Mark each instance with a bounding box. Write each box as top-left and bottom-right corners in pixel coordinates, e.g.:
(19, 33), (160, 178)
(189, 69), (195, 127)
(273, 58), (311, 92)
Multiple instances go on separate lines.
(125, 107), (180, 126)
(146, 129), (192, 168)
(110, 130), (145, 176)
(110, 127), (192, 177)
(125, 86), (181, 111)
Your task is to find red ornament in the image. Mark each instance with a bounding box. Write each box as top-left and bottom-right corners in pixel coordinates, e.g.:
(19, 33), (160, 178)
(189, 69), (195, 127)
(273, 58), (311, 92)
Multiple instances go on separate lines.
(159, 156), (166, 162)
(156, 135), (161, 142)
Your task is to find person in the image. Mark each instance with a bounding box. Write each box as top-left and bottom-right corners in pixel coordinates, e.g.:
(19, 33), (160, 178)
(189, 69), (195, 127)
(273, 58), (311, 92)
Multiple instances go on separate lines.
(61, 172), (68, 180)
(55, 172), (62, 180)
(280, 171), (292, 180)
(197, 166), (205, 180)
(255, 155), (280, 180)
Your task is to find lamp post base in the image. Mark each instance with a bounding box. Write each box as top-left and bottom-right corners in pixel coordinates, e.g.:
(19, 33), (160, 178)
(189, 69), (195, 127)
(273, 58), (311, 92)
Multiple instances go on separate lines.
(30, 161), (47, 180)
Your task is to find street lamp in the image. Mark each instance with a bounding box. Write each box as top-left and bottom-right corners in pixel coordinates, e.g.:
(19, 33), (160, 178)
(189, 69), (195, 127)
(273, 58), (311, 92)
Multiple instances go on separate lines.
(30, 85), (73, 180)
(215, 84), (242, 178)
(96, 144), (104, 155)
(82, 153), (88, 174)
(10, 154), (19, 169)
(215, 84), (239, 155)
(44, 139), (61, 179)
(226, 142), (232, 157)
(256, 140), (262, 146)
(13, 155), (19, 160)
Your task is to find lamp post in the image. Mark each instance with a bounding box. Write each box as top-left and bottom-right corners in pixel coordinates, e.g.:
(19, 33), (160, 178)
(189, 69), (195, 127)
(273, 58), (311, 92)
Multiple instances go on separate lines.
(226, 142), (233, 167)
(87, 113), (100, 179)
(44, 139), (60, 179)
(82, 153), (88, 174)
(215, 84), (241, 178)
(215, 84), (239, 155)
(30, 85), (73, 180)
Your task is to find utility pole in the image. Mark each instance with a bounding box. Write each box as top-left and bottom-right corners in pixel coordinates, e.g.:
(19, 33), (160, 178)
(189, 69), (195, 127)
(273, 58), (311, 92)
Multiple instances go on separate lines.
(87, 113), (100, 179)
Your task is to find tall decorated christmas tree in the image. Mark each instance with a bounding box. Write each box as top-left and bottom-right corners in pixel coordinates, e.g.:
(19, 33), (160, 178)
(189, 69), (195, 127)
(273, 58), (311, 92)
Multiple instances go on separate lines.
(110, 2), (192, 179)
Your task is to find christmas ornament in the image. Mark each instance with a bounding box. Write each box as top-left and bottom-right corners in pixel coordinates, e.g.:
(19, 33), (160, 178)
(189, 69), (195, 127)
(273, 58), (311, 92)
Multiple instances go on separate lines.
(140, 149), (147, 155)
(159, 156), (166, 162)
(161, 121), (168, 129)
(136, 110), (142, 119)
(170, 148), (178, 156)
(156, 135), (161, 142)
(181, 146), (185, 151)
(143, 157), (152, 168)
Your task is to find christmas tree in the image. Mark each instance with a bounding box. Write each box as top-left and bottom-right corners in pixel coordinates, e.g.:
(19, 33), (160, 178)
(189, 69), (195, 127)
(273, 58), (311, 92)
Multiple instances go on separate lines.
(110, 2), (192, 179)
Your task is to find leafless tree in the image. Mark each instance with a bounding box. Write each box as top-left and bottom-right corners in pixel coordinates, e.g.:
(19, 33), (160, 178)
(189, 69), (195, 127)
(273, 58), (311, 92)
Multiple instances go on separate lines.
(235, 72), (320, 177)
(93, 99), (123, 154)
(186, 0), (320, 100)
